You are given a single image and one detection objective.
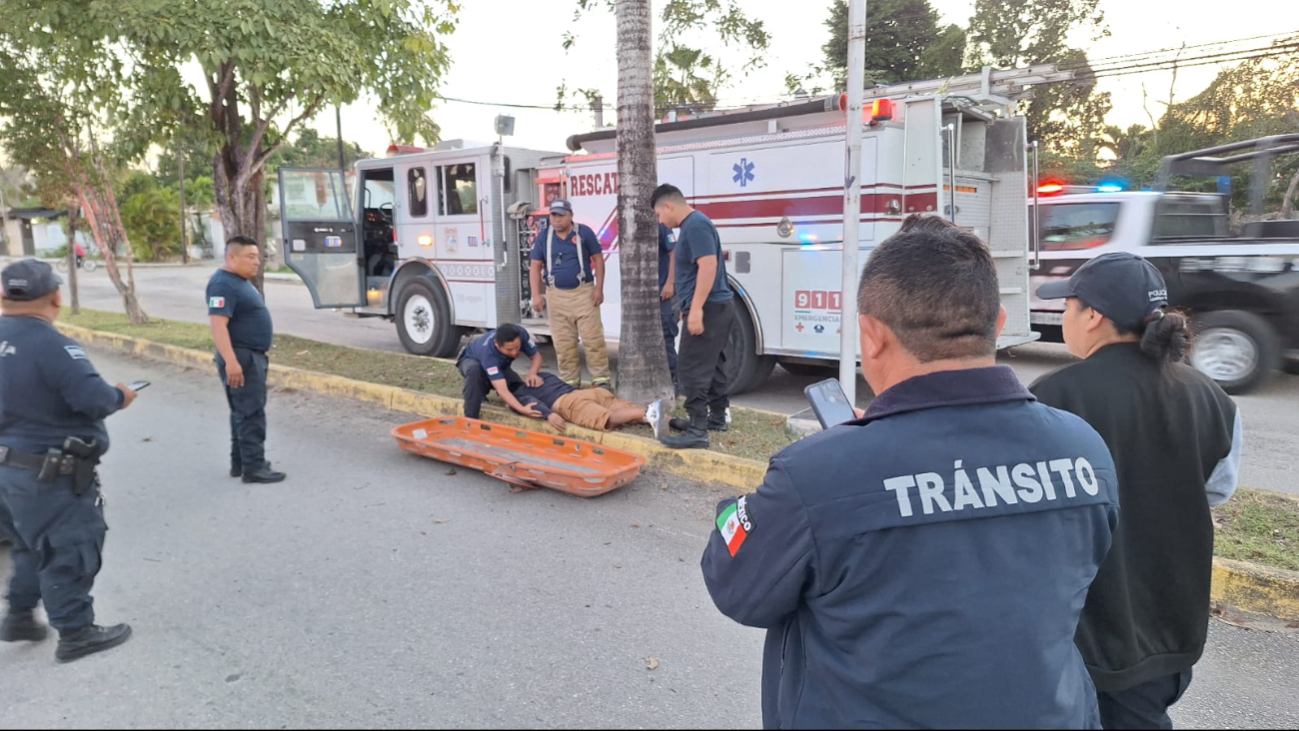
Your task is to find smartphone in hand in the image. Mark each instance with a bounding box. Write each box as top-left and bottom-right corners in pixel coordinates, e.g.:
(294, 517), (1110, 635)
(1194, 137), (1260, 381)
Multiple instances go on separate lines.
(127, 380), (151, 391)
(804, 378), (857, 429)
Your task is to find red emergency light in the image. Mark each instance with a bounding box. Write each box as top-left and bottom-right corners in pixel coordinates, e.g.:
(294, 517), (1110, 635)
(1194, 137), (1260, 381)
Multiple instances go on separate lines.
(837, 95), (896, 125)
(387, 144), (427, 156)
(1037, 182), (1066, 196)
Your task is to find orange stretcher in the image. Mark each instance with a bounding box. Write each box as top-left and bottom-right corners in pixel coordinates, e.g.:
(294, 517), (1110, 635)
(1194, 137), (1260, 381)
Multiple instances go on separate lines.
(392, 417), (645, 497)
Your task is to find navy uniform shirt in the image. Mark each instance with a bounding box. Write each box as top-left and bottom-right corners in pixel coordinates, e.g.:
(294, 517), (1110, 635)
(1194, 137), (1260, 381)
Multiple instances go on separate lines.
(531, 223), (602, 290)
(0, 316), (124, 453)
(206, 269), (273, 352)
(511, 373), (577, 418)
(658, 224), (676, 290)
(702, 366), (1119, 730)
(464, 328), (539, 382)
(675, 211), (732, 310)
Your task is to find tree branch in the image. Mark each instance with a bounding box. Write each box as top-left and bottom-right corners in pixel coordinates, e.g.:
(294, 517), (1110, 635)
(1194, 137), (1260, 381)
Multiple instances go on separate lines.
(248, 95), (325, 175)
(245, 91), (295, 163)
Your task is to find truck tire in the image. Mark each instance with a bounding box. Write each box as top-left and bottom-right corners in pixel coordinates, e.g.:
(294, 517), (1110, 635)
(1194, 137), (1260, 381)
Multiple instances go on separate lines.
(1190, 310), (1279, 395)
(723, 299), (777, 395)
(395, 278), (459, 358)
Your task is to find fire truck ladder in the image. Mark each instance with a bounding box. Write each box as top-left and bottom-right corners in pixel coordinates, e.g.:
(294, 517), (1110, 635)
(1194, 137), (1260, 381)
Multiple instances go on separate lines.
(861, 64), (1080, 108)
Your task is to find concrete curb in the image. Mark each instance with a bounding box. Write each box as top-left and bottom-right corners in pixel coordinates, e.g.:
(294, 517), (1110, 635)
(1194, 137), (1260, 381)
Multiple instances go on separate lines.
(55, 323), (1299, 621)
(1211, 558), (1299, 621)
(55, 324), (771, 492)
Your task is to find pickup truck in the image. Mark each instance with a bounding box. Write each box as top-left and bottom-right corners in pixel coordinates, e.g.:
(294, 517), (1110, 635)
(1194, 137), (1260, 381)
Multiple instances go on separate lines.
(1029, 189), (1299, 394)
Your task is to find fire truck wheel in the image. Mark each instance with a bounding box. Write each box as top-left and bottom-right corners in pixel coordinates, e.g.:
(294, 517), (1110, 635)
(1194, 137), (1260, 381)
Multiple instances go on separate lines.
(396, 278), (459, 358)
(724, 300), (777, 395)
(1190, 310), (1279, 395)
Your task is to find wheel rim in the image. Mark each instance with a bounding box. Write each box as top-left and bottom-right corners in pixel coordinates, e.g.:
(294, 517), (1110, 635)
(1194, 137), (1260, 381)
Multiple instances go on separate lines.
(1192, 328), (1258, 384)
(403, 294), (435, 345)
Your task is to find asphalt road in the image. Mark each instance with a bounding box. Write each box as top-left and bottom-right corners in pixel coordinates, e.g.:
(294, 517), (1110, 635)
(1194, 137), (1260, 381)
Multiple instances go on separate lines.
(51, 263), (1299, 496)
(1, 347), (1297, 728)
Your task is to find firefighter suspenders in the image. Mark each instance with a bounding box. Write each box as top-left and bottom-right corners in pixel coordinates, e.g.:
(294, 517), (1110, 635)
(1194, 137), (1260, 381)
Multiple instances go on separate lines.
(545, 224), (588, 289)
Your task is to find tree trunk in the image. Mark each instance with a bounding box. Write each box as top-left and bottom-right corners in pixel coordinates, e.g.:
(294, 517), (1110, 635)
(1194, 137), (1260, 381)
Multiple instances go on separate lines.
(614, 0), (673, 405)
(66, 202), (80, 315)
(215, 144), (268, 293)
(1282, 165), (1299, 220)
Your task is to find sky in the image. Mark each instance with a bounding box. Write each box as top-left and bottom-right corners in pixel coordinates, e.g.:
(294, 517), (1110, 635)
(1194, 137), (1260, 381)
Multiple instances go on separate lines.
(308, 0), (1293, 157)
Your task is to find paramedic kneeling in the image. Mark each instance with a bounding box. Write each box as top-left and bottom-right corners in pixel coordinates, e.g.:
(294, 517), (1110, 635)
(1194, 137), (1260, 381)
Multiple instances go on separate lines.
(456, 324), (545, 420)
(701, 215), (1121, 729)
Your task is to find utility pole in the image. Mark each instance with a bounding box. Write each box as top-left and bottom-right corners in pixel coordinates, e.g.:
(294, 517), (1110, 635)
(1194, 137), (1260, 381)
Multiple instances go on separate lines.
(839, 0), (867, 406)
(177, 137), (189, 264)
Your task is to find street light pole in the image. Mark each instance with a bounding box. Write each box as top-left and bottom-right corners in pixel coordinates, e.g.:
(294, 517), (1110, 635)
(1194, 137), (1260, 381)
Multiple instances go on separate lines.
(839, 0), (867, 405)
(177, 137), (189, 264)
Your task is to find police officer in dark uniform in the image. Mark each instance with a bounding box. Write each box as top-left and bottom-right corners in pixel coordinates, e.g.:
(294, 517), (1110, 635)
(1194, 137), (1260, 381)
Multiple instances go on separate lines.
(0, 259), (137, 662)
(701, 216), (1121, 729)
(207, 236), (284, 483)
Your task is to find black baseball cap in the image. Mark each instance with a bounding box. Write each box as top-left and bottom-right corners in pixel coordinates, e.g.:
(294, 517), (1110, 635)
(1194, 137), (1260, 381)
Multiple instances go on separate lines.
(549, 199), (574, 215)
(1, 259), (63, 302)
(1036, 252), (1168, 331)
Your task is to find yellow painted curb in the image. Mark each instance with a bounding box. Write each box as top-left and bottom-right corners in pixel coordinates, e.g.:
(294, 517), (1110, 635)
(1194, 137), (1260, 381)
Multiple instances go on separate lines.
(1211, 557), (1299, 622)
(57, 323), (770, 491)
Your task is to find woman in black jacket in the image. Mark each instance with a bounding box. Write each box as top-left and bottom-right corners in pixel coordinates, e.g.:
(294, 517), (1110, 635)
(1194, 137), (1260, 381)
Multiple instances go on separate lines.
(1030, 252), (1242, 730)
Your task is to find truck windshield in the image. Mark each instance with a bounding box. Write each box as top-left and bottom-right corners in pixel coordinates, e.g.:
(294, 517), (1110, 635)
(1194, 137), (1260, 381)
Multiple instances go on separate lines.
(1038, 202), (1120, 250)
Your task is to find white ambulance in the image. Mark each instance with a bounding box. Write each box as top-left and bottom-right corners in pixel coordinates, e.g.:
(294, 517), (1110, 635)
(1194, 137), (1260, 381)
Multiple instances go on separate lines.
(279, 67), (1054, 393)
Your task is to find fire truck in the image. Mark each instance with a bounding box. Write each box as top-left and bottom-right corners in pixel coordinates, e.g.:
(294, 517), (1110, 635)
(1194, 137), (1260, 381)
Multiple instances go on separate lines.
(279, 67), (1065, 393)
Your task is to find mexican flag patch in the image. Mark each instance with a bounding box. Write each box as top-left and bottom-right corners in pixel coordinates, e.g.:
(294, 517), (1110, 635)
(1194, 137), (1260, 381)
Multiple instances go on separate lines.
(717, 497), (752, 557)
(209, 296), (226, 309)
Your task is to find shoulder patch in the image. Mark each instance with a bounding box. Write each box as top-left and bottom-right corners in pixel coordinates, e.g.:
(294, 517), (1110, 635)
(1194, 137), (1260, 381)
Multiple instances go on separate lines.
(64, 345), (88, 361)
(209, 296), (226, 309)
(486, 366), (500, 376)
(717, 497), (752, 557)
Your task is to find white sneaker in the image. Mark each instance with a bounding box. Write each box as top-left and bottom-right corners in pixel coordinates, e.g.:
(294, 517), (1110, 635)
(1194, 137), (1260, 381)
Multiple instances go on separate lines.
(646, 400), (666, 440)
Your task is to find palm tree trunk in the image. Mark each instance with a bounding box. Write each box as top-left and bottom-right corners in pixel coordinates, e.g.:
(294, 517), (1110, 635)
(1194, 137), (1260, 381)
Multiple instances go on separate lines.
(615, 0), (673, 405)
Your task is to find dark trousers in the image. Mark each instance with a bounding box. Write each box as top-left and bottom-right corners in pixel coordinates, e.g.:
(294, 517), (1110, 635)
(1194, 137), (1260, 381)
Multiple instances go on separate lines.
(457, 353), (521, 420)
(0, 465), (106, 633)
(677, 299), (735, 426)
(1098, 669), (1194, 730)
(661, 299), (679, 381)
(217, 348), (269, 472)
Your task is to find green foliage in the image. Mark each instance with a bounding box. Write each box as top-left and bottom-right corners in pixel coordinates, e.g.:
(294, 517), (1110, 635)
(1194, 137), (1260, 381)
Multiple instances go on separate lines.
(564, 0), (770, 115)
(265, 128), (373, 173)
(120, 186), (181, 261)
(821, 0), (964, 88)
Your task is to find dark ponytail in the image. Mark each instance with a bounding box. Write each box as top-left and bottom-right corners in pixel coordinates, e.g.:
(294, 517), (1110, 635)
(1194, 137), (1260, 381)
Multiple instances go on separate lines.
(1134, 309), (1192, 364)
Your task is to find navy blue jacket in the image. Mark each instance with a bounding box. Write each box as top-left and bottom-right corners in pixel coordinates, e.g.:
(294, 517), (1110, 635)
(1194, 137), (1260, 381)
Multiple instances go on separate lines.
(702, 367), (1119, 729)
(0, 316), (124, 454)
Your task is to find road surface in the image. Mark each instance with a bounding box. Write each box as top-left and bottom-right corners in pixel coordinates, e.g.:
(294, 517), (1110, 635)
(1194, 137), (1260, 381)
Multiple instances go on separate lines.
(2, 347), (1297, 728)
(51, 263), (1299, 496)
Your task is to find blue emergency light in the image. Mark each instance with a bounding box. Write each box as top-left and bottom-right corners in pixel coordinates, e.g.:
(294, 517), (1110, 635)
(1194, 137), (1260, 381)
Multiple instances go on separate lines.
(1096, 182), (1124, 193)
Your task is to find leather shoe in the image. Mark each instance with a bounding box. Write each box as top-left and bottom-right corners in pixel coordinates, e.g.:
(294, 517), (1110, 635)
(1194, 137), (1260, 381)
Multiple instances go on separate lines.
(232, 462), (273, 479)
(660, 427), (710, 450)
(56, 623), (132, 663)
(242, 468), (287, 484)
(0, 610), (48, 643)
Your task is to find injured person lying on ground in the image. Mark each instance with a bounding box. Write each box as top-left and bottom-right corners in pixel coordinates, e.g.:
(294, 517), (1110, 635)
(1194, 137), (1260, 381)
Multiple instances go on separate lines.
(509, 372), (666, 436)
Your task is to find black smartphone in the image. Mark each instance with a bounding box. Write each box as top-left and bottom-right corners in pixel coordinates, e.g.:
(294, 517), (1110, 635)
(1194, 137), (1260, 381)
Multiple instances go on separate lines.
(804, 378), (858, 429)
(127, 380), (151, 391)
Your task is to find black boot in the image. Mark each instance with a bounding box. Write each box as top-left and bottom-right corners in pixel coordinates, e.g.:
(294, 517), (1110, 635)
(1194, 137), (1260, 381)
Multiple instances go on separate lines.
(669, 417), (691, 432)
(242, 465), (286, 484)
(707, 411), (729, 432)
(56, 623), (132, 663)
(231, 461), (272, 478)
(1, 610), (49, 642)
(661, 425), (710, 449)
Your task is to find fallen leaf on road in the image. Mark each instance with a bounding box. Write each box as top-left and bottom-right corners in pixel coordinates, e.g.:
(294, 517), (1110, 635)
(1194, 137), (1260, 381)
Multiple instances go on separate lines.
(630, 523), (641, 528)
(435, 519), (452, 524)
(613, 563), (622, 569)
(142, 437), (153, 442)
(646, 657), (659, 671)
(445, 468), (457, 476)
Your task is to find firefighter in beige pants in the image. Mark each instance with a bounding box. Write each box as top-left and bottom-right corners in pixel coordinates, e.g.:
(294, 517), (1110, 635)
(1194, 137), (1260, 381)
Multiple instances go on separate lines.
(529, 199), (612, 389)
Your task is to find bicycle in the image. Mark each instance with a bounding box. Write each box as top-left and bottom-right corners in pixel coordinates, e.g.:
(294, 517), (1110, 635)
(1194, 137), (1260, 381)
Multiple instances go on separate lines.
(55, 256), (98, 274)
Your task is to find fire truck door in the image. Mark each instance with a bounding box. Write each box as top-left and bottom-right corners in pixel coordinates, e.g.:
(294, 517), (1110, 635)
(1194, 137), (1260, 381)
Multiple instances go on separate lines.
(278, 168), (364, 309)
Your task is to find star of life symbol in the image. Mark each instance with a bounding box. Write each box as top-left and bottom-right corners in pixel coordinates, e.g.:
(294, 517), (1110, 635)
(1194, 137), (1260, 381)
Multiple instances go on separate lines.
(732, 158), (755, 188)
